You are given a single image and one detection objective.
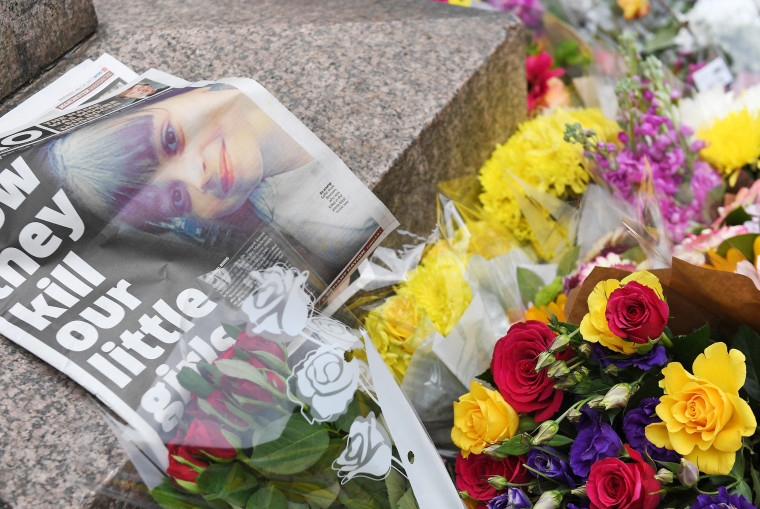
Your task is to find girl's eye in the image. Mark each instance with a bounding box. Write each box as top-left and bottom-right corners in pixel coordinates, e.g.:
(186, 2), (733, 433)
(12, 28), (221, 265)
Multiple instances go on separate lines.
(162, 121), (180, 154)
(169, 183), (189, 215)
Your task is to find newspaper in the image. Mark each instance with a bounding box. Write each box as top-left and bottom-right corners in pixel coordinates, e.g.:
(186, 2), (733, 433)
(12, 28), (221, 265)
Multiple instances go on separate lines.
(0, 63), (401, 480)
(0, 53), (139, 135)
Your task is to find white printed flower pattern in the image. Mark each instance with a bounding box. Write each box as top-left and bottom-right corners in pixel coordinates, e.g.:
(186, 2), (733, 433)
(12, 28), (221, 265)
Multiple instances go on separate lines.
(333, 412), (393, 484)
(241, 265), (312, 337)
(290, 344), (360, 423)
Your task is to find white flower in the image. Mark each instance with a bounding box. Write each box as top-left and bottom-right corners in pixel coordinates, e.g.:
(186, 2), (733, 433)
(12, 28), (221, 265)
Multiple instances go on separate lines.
(241, 265), (312, 337)
(307, 314), (362, 351)
(289, 345), (360, 423)
(333, 412), (393, 484)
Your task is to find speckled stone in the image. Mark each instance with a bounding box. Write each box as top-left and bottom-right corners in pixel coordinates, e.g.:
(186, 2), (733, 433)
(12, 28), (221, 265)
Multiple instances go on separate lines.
(0, 1), (525, 507)
(0, 0), (98, 102)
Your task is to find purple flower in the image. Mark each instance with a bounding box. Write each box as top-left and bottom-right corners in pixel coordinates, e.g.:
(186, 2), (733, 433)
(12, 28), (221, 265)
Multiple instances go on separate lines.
(488, 0), (544, 28)
(526, 447), (576, 487)
(622, 397), (680, 463)
(691, 486), (757, 509)
(592, 343), (667, 370)
(569, 407), (623, 478)
(487, 487), (531, 509)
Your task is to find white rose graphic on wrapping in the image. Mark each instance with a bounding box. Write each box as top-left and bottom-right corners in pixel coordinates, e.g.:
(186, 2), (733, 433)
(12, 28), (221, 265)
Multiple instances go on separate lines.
(333, 412), (393, 484)
(291, 344), (361, 423)
(241, 265), (312, 337)
(307, 314), (362, 351)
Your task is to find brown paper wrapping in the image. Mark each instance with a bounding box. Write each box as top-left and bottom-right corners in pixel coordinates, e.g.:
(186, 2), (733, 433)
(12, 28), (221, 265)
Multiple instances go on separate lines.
(566, 258), (760, 336)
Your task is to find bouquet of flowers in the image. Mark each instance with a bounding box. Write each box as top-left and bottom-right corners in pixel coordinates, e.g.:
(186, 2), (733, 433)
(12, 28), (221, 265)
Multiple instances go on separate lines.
(451, 266), (760, 508)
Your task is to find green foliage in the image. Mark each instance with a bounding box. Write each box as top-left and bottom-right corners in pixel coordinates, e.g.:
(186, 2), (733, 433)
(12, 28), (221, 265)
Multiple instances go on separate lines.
(247, 413), (330, 475)
(729, 326), (760, 417)
(197, 462), (259, 507)
(517, 267), (545, 306)
(246, 486), (288, 509)
(557, 244), (580, 277)
(671, 324), (713, 368)
(716, 233), (760, 260)
(534, 277), (563, 308)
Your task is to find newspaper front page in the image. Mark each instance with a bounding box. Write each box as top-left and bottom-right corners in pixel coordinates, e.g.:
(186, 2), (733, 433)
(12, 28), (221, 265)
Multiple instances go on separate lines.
(0, 68), (398, 471)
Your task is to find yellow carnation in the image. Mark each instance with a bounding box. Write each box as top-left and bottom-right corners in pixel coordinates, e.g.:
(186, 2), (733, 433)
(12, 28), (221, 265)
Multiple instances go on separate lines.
(579, 270), (665, 354)
(698, 109), (760, 184)
(363, 294), (427, 380)
(452, 380), (519, 458)
(645, 342), (757, 475)
(478, 108), (618, 250)
(398, 243), (472, 336)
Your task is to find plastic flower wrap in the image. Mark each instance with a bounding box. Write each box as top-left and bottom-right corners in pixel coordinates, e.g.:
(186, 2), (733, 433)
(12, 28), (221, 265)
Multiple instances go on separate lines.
(102, 264), (460, 508)
(450, 264), (760, 507)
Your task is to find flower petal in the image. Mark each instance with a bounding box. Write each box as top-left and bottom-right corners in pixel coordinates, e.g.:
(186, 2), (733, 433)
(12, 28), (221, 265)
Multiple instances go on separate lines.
(692, 342), (746, 394)
(686, 447), (736, 475)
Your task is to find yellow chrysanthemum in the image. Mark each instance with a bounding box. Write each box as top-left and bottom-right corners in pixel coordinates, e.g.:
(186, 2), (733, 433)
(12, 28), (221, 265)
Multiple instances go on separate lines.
(478, 108), (618, 250)
(698, 109), (760, 184)
(525, 293), (567, 323)
(704, 236), (760, 273)
(398, 243), (472, 336)
(363, 294), (430, 380)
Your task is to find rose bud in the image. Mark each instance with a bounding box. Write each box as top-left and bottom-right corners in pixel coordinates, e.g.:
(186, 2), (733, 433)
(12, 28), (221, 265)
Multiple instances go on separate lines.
(566, 407), (583, 423)
(547, 360), (570, 378)
(601, 383), (636, 409)
(576, 342), (593, 358)
(586, 396), (605, 409)
(488, 475), (509, 490)
(570, 485), (587, 497)
(483, 444), (507, 460)
(531, 420), (559, 445)
(535, 351), (556, 372)
(603, 364), (619, 376)
(533, 490), (563, 509)
(549, 334), (571, 353)
(655, 468), (674, 485)
(677, 458), (699, 487)
(553, 367), (588, 390)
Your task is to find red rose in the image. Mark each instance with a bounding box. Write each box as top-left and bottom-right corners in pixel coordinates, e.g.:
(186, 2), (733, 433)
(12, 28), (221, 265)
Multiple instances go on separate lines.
(455, 452), (530, 502)
(166, 440), (208, 486)
(587, 444), (662, 509)
(605, 281), (668, 344)
(187, 390), (251, 428)
(183, 419), (237, 460)
(491, 321), (569, 422)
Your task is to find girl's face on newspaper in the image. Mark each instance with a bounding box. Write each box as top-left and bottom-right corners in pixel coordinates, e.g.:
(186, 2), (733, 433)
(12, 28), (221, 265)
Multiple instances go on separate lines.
(148, 87), (264, 219)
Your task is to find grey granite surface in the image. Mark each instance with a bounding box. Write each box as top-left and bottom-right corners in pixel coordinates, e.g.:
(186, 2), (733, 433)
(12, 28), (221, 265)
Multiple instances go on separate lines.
(0, 0), (97, 101)
(0, 0), (525, 507)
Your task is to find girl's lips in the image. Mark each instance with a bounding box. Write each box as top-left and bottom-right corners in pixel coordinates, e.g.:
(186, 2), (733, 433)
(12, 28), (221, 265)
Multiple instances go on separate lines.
(220, 140), (235, 195)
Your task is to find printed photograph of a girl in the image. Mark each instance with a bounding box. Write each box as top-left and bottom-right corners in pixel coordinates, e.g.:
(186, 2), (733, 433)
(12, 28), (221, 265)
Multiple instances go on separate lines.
(36, 84), (380, 283)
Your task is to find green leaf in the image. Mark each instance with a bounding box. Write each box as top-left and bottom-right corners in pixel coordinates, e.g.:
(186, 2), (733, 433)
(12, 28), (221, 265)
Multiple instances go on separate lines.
(729, 326), (760, 415)
(197, 397), (250, 432)
(151, 478), (215, 509)
(535, 277), (563, 308)
(475, 368), (495, 388)
(272, 477), (340, 509)
(223, 322), (245, 339)
(723, 206), (753, 226)
(337, 476), (392, 509)
(246, 486), (288, 509)
(493, 434), (532, 456)
(750, 463), (760, 507)
(334, 394), (363, 433)
(557, 245), (581, 276)
(620, 246), (646, 263)
(197, 462), (260, 507)
(177, 366), (214, 398)
(251, 350), (290, 376)
(248, 413), (330, 475)
(731, 481), (753, 502)
(644, 23), (679, 53)
(671, 324), (713, 368)
(517, 267), (545, 306)
(716, 234), (760, 260)
(215, 359), (286, 399)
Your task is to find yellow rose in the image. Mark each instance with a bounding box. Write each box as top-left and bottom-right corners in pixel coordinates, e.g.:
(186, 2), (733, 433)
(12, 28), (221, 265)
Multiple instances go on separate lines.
(579, 270), (665, 354)
(645, 343), (757, 475)
(363, 294), (426, 380)
(452, 380), (519, 458)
